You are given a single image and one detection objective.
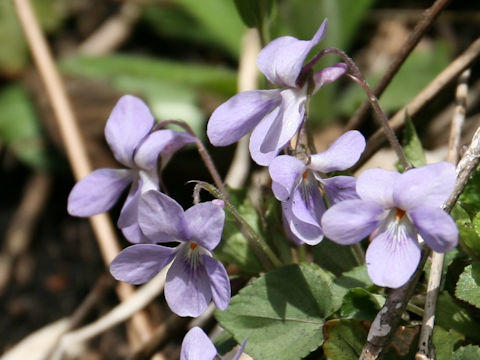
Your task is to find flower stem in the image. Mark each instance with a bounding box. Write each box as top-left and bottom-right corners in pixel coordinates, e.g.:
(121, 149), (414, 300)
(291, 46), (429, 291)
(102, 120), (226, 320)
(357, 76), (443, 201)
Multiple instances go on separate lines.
(193, 181), (283, 270)
(351, 243), (365, 266)
(301, 48), (412, 170)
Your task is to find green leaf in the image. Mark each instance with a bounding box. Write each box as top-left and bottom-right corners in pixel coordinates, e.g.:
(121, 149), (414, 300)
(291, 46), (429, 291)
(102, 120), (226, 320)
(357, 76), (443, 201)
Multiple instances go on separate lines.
(436, 291), (480, 342)
(215, 263), (334, 360)
(142, 4), (221, 48)
(452, 345), (480, 360)
(0, 85), (50, 168)
(233, 0), (273, 28)
(340, 288), (385, 321)
(323, 319), (367, 359)
(173, 0), (245, 57)
(312, 240), (360, 276)
(60, 55), (237, 97)
(0, 0), (63, 74)
(215, 188), (265, 275)
(455, 262), (480, 309)
(457, 167), (480, 215)
(401, 113), (426, 168)
(213, 330), (237, 356)
(330, 264), (373, 311)
(432, 327), (465, 360)
(452, 204), (480, 260)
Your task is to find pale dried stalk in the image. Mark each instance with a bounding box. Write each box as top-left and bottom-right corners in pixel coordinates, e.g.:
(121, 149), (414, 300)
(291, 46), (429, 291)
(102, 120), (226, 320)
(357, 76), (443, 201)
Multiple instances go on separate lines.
(77, 1), (140, 55)
(50, 268), (168, 360)
(13, 0), (152, 345)
(224, 28), (261, 188)
(358, 37), (480, 168)
(416, 69), (470, 360)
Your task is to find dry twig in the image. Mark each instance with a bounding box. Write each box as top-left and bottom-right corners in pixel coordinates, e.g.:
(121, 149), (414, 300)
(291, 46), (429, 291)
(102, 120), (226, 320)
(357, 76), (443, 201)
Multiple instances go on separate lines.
(416, 69), (470, 360)
(77, 1), (141, 56)
(346, 0), (451, 130)
(0, 172), (51, 293)
(13, 0), (153, 346)
(356, 36), (480, 169)
(49, 268), (168, 360)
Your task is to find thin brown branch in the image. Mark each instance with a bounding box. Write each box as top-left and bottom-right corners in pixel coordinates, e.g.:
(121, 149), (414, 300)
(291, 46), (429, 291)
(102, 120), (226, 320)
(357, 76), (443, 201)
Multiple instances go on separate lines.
(355, 37), (480, 170)
(346, 0), (451, 130)
(12, 0), (153, 345)
(416, 69), (470, 360)
(313, 47), (410, 169)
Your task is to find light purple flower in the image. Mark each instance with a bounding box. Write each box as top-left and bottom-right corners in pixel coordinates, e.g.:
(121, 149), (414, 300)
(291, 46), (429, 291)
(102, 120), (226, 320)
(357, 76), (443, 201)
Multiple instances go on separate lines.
(269, 130), (365, 245)
(321, 162), (458, 288)
(67, 95), (195, 243)
(207, 19), (347, 166)
(110, 190), (230, 317)
(180, 327), (247, 360)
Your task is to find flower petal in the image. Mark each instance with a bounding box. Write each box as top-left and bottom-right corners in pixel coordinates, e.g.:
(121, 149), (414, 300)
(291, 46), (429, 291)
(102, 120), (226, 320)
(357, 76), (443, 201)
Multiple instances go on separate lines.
(365, 221), (421, 288)
(260, 88), (306, 154)
(202, 255), (231, 310)
(121, 222), (151, 244)
(231, 339), (248, 360)
(322, 199), (383, 245)
(184, 202), (225, 251)
(110, 244), (175, 284)
(207, 90), (282, 147)
(180, 327), (217, 360)
(309, 130), (366, 172)
(68, 168), (133, 217)
(312, 63), (348, 93)
(138, 190), (187, 242)
(105, 95), (154, 167)
(394, 162), (456, 210)
(321, 175), (359, 205)
(257, 19), (328, 87)
(282, 185), (325, 245)
(165, 252), (212, 317)
(356, 168), (400, 208)
(134, 129), (195, 171)
(249, 106), (282, 166)
(269, 155), (305, 201)
(117, 176), (141, 229)
(409, 206), (458, 252)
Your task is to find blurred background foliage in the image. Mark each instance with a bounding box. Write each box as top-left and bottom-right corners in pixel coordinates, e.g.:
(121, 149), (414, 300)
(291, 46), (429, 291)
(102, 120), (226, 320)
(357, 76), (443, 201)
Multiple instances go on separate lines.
(1, 0), (474, 171)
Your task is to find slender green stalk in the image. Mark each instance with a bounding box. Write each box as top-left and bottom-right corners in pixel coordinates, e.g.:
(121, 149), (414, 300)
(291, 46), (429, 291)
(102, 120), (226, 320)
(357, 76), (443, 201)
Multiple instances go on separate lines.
(194, 181), (283, 270)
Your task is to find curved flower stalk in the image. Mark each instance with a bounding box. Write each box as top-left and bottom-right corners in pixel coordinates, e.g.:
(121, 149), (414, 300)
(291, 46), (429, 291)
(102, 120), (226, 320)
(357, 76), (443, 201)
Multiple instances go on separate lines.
(67, 95), (195, 243)
(207, 19), (347, 166)
(269, 130), (366, 245)
(181, 327), (247, 360)
(322, 162), (459, 288)
(110, 190), (230, 317)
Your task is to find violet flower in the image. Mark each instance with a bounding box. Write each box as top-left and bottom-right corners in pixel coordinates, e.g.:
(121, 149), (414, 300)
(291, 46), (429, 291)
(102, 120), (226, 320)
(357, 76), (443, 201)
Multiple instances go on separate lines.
(67, 95), (195, 243)
(321, 162), (458, 288)
(110, 190), (230, 317)
(181, 327), (246, 360)
(207, 19), (347, 166)
(269, 130), (365, 245)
